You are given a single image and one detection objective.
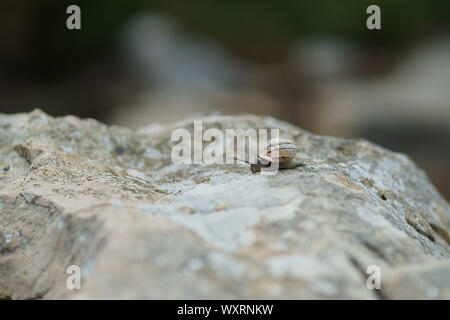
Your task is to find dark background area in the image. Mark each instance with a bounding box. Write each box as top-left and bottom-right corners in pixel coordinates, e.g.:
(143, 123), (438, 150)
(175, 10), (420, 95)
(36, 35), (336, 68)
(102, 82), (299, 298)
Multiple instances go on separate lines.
(1, 0), (450, 200)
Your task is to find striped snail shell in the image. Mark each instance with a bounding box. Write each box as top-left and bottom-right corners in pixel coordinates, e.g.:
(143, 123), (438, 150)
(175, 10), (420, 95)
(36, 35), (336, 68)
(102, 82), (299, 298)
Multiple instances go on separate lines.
(257, 138), (297, 164)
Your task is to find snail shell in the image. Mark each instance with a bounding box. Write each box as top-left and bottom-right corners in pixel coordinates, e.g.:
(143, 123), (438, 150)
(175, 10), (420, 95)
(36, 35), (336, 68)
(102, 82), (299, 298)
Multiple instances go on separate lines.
(257, 138), (296, 164)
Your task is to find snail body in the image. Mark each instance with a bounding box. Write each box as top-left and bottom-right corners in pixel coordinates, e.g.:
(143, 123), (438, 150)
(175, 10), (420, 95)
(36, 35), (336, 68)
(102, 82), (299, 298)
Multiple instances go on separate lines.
(258, 138), (296, 164)
(250, 138), (302, 173)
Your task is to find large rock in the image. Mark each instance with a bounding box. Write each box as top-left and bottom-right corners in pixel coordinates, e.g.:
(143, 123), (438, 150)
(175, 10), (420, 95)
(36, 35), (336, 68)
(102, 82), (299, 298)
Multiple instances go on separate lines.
(0, 109), (449, 299)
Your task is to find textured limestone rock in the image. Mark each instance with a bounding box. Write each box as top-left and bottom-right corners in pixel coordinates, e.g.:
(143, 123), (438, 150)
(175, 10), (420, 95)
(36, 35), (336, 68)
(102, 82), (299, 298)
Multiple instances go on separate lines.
(0, 109), (449, 299)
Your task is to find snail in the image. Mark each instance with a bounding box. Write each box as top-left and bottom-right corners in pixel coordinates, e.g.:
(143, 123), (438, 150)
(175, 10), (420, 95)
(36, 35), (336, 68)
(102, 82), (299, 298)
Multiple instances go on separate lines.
(234, 138), (303, 173)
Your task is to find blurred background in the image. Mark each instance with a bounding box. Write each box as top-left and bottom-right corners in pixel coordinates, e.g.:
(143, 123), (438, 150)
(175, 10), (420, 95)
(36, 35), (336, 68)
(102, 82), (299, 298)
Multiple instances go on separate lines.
(1, 0), (449, 200)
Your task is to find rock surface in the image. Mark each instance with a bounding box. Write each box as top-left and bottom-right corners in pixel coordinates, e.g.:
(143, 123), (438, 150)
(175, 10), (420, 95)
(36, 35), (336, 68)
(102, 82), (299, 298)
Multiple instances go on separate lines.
(0, 109), (449, 299)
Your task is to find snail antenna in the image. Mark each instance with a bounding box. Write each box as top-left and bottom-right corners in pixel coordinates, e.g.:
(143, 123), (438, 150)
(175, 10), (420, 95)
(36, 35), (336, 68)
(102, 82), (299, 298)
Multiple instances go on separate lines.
(231, 156), (249, 164)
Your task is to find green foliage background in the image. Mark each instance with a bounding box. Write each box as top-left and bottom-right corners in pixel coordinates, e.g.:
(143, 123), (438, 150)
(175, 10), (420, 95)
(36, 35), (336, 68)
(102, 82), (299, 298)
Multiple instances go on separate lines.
(3, 0), (449, 78)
